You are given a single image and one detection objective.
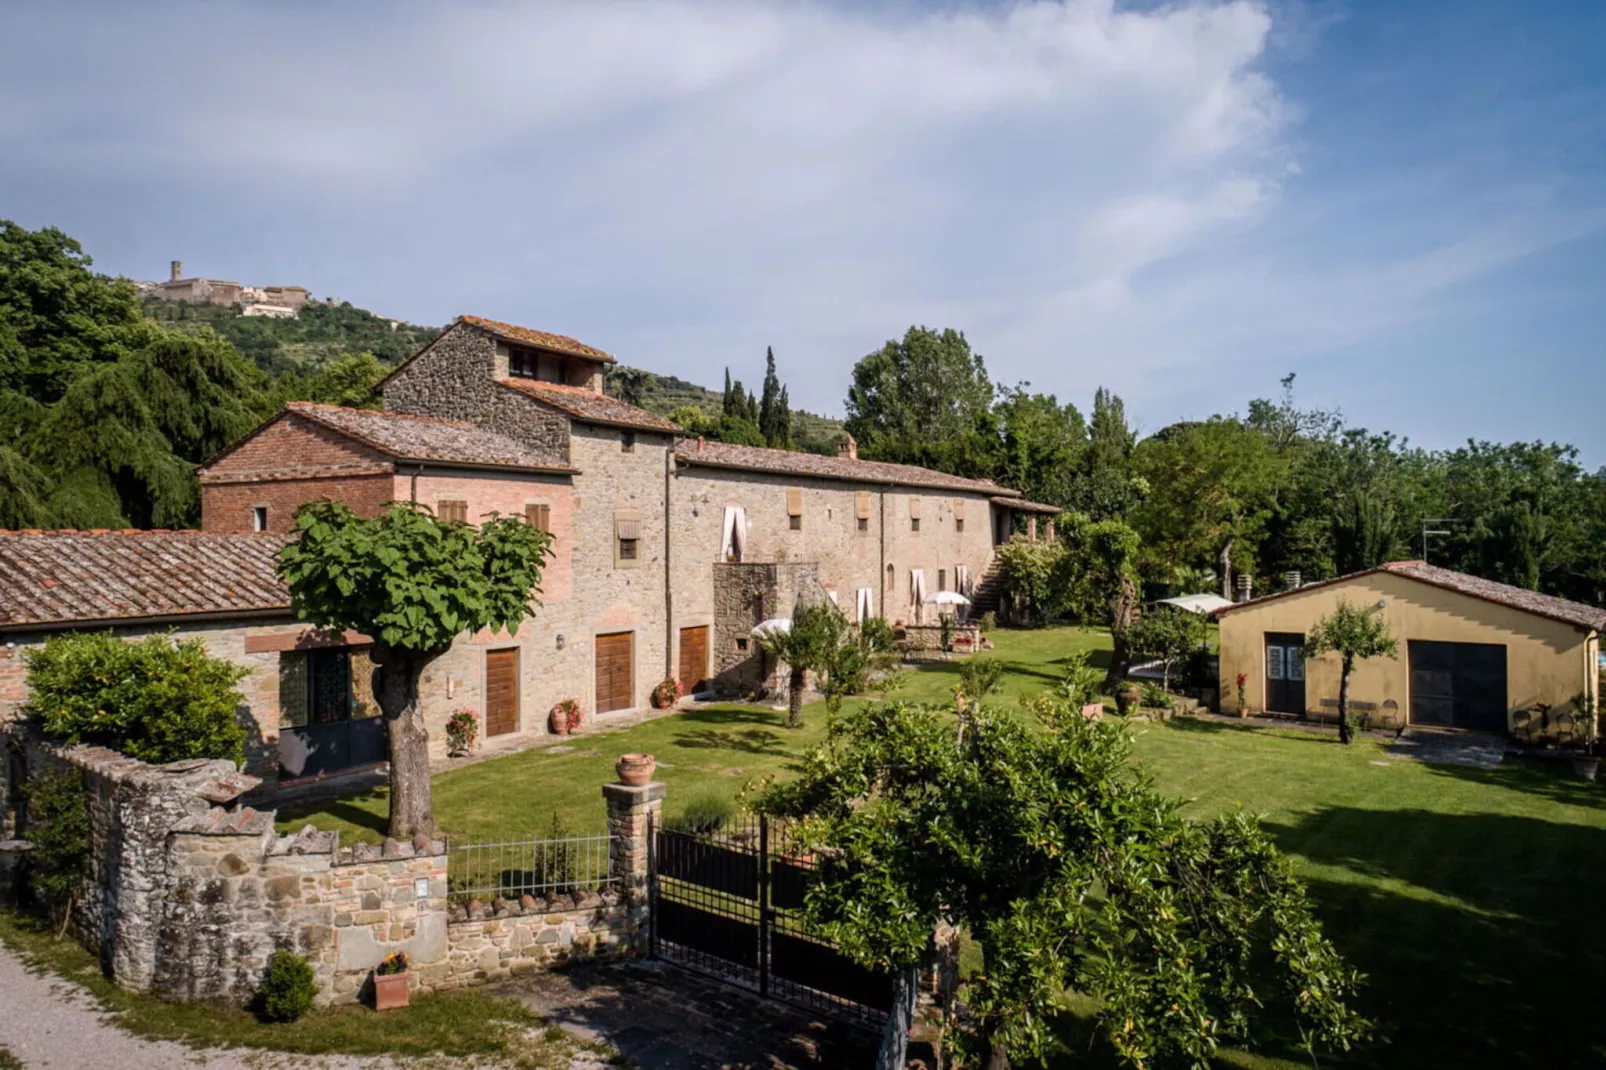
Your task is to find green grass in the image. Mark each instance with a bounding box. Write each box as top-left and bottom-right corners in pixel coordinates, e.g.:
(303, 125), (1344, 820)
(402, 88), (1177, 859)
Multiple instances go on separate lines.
(0, 1046), (19, 1070)
(0, 911), (610, 1067)
(279, 626), (1606, 1068)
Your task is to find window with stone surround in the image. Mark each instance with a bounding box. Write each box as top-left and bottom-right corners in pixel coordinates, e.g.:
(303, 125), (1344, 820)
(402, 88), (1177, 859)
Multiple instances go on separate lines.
(786, 489), (803, 531)
(909, 496), (922, 533)
(856, 491), (872, 535)
(954, 497), (965, 533)
(437, 499), (468, 524)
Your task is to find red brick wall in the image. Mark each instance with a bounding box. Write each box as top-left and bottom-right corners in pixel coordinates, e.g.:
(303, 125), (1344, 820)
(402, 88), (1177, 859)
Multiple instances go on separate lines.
(202, 475), (396, 533)
(200, 414), (397, 533)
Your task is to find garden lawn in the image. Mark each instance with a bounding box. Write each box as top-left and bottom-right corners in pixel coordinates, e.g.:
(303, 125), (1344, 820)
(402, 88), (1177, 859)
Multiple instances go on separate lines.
(279, 626), (1606, 1069)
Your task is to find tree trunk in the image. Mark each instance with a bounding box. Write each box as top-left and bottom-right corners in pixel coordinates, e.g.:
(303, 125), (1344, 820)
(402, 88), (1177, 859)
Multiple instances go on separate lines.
(788, 666), (806, 729)
(1338, 655), (1354, 745)
(1105, 574), (1137, 688)
(373, 644), (444, 839)
(985, 1041), (1012, 1070)
(1220, 536), (1235, 601)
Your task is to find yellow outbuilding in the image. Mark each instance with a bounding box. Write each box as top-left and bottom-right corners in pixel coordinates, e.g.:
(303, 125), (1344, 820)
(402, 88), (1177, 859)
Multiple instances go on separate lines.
(1214, 561), (1603, 738)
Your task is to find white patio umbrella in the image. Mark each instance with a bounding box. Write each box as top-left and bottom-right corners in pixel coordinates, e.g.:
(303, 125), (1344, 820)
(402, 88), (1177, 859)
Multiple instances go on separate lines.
(925, 591), (972, 606)
(750, 618), (792, 637)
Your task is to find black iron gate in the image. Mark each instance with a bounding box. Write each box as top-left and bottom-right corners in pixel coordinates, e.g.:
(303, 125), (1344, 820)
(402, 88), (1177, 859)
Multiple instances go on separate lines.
(650, 814), (892, 1026)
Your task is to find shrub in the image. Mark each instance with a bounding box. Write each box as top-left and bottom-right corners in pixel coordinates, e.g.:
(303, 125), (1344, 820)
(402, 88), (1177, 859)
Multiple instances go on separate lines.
(376, 951), (409, 976)
(1138, 680), (1171, 710)
(860, 617), (895, 654)
(22, 769), (92, 924)
(530, 812), (577, 894)
(444, 709), (478, 756)
(21, 632), (248, 765)
(977, 611), (997, 635)
(673, 789), (737, 834)
(257, 949), (318, 1023)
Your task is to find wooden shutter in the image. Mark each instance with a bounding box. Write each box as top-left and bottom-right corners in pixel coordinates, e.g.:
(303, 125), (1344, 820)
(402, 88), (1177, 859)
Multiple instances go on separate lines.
(596, 632), (634, 713)
(525, 503), (551, 533)
(786, 489), (804, 517)
(856, 492), (872, 520)
(908, 497), (922, 519)
(485, 648), (519, 736)
(953, 498), (965, 521)
(438, 499), (468, 524)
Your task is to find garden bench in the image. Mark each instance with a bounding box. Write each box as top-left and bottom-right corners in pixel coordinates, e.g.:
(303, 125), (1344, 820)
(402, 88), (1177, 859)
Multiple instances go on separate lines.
(1316, 697), (1401, 731)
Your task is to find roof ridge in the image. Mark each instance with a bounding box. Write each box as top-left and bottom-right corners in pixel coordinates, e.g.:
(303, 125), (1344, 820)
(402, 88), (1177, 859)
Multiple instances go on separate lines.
(287, 401), (475, 429)
(0, 528), (284, 538)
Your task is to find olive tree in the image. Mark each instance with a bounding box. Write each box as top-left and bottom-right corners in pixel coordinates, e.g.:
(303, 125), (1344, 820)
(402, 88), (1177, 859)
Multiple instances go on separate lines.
(276, 500), (552, 838)
(1126, 604), (1209, 692)
(756, 696), (1370, 1069)
(1304, 599), (1398, 745)
(756, 600), (845, 729)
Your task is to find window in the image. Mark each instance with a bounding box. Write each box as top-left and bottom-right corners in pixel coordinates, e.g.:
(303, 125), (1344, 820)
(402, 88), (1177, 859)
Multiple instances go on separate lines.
(722, 505), (747, 562)
(525, 503), (551, 533)
(911, 517), (921, 533)
(856, 491), (872, 536)
(735, 636), (749, 652)
(857, 517), (869, 533)
(437, 499), (468, 524)
(953, 498), (965, 534)
(885, 563), (895, 589)
(909, 496), (922, 533)
(938, 569), (947, 592)
(621, 432), (636, 453)
(278, 646), (378, 729)
(508, 347), (536, 379)
(786, 488), (803, 531)
(790, 515), (802, 531)
(252, 505), (268, 532)
(615, 509), (642, 568)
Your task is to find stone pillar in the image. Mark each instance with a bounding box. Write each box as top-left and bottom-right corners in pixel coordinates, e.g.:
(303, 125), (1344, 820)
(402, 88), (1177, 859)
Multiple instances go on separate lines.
(1027, 515), (1038, 542)
(603, 780), (664, 908)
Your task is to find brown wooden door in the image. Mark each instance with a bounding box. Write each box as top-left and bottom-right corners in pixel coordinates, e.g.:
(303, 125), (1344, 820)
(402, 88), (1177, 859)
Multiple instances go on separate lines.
(596, 632), (634, 713)
(485, 648), (519, 736)
(678, 626), (709, 697)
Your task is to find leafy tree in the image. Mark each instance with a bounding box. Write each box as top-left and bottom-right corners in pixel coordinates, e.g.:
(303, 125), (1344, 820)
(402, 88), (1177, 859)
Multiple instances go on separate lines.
(993, 385), (1084, 508)
(844, 326), (995, 476)
(721, 367), (759, 425)
(757, 347), (793, 449)
(276, 501), (553, 837)
(1077, 386), (1142, 520)
(755, 600), (845, 729)
(1134, 418), (1286, 598)
(300, 351), (389, 409)
(1304, 599), (1399, 745)
(991, 538), (1065, 626)
(21, 632), (249, 764)
(715, 415), (765, 446)
(755, 696), (1370, 1069)
(1126, 605), (1208, 692)
(21, 769), (92, 927)
(1055, 512), (1143, 685)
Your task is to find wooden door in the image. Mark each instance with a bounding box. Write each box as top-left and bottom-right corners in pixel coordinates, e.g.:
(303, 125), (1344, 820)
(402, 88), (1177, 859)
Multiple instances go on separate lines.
(678, 626), (709, 697)
(596, 632), (634, 713)
(485, 648), (519, 736)
(1264, 632), (1306, 715)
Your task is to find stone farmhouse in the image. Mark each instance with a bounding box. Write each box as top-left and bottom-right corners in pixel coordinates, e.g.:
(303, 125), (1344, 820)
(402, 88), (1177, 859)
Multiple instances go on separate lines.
(0, 314), (1058, 792)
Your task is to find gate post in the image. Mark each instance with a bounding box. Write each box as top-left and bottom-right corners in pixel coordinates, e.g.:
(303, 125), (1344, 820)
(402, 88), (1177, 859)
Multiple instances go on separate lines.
(603, 777), (665, 951)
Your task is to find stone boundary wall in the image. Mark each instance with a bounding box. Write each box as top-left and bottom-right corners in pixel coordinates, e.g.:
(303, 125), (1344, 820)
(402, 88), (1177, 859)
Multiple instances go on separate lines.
(0, 725), (663, 1006)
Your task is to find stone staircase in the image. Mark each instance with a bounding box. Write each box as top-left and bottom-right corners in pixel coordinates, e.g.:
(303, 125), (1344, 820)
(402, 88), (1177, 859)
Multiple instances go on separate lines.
(966, 560), (1006, 618)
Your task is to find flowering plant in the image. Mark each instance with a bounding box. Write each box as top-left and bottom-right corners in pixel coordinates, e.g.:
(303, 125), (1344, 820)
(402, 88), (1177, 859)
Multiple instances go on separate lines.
(376, 951), (409, 976)
(651, 677), (685, 709)
(1235, 671), (1249, 713)
(550, 698), (584, 733)
(445, 709), (478, 756)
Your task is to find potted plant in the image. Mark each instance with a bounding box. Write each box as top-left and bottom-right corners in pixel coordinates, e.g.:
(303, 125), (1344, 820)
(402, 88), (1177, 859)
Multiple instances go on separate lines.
(1116, 681), (1141, 716)
(1235, 672), (1249, 718)
(616, 752), (656, 786)
(444, 709), (478, 757)
(548, 698), (584, 735)
(650, 677), (683, 710)
(372, 952), (410, 1010)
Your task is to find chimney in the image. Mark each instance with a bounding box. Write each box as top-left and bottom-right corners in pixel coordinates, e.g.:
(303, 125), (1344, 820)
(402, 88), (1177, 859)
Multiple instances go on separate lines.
(170, 260), (183, 281)
(837, 432), (858, 461)
(696, 435), (705, 452)
(1284, 570), (1302, 590)
(1235, 574), (1253, 603)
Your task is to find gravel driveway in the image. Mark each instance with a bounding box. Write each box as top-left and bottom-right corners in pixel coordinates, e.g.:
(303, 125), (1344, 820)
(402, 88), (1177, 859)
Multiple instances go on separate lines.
(0, 942), (609, 1069)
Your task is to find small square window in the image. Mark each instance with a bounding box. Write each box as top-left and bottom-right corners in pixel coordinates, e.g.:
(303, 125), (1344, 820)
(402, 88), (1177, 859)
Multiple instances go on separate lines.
(789, 515), (802, 531)
(621, 432), (636, 453)
(251, 505), (268, 532)
(857, 516), (869, 534)
(955, 518), (965, 533)
(619, 538), (638, 561)
(911, 517), (921, 533)
(735, 637), (749, 652)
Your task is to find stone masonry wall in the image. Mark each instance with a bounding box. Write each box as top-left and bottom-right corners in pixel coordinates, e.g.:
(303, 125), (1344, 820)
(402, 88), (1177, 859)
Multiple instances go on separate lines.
(711, 562), (822, 695)
(0, 728), (662, 1006)
(382, 324), (571, 463)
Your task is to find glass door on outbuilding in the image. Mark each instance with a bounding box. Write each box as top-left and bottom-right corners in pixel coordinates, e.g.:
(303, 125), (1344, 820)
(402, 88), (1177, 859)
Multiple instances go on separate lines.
(1264, 632), (1306, 715)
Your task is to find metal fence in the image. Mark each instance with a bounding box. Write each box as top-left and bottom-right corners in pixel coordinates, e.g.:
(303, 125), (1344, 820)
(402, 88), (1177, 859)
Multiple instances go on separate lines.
(447, 834), (618, 903)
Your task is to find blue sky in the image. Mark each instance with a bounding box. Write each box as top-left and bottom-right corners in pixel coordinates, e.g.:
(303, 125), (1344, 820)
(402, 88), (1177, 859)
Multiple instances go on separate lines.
(2, 1), (1603, 461)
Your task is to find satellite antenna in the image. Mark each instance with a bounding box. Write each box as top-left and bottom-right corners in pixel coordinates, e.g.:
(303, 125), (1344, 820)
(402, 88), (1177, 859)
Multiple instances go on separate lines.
(1420, 518), (1460, 564)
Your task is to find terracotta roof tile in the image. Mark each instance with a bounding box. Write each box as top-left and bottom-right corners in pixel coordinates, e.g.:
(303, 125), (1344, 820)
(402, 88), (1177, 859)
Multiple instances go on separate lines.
(282, 403), (573, 472)
(460, 315), (615, 363)
(676, 439), (1016, 496)
(991, 496), (1060, 514)
(0, 531), (290, 628)
(499, 379), (681, 433)
(1215, 560), (1606, 633)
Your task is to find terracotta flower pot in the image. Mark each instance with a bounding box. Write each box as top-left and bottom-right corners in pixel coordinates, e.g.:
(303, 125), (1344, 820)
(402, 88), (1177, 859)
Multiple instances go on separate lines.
(1116, 686), (1140, 716)
(616, 752), (656, 787)
(549, 709), (571, 735)
(373, 970), (410, 1011)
